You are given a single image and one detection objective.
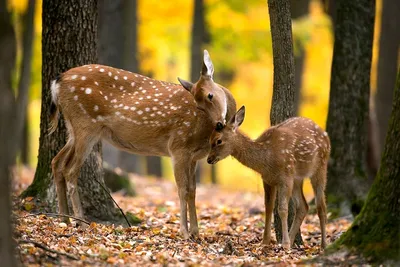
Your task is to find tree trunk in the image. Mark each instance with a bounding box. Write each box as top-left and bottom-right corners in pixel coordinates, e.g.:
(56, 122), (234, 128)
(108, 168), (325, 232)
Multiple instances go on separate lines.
(375, 0), (400, 154)
(0, 0), (17, 264)
(267, 0), (302, 246)
(22, 0), (119, 223)
(290, 0), (310, 115)
(98, 0), (143, 174)
(331, 68), (400, 263)
(146, 156), (163, 178)
(325, 0), (375, 217)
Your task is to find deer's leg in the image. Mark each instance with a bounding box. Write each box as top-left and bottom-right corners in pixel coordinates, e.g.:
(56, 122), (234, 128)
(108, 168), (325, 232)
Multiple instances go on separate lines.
(172, 156), (190, 239)
(262, 181), (276, 245)
(63, 134), (98, 222)
(311, 167), (327, 249)
(51, 141), (74, 220)
(289, 179), (308, 246)
(188, 160), (199, 237)
(277, 181), (292, 249)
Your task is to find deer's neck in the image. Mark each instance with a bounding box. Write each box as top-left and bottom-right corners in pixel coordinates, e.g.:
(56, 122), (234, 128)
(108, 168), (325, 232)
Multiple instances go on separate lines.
(231, 131), (268, 174)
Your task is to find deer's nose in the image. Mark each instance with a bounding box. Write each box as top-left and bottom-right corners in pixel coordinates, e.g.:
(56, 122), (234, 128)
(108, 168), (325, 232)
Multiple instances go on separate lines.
(215, 122), (224, 131)
(207, 157), (213, 164)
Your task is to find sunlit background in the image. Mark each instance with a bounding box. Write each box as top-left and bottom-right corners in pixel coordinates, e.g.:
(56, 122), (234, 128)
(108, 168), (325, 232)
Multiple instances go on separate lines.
(8, 0), (383, 199)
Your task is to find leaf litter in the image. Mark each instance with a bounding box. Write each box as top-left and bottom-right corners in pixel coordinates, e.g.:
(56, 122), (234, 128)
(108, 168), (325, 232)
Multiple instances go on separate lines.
(13, 167), (352, 266)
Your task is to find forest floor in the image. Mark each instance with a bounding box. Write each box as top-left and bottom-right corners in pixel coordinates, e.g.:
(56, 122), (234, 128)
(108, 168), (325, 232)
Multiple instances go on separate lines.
(13, 167), (364, 266)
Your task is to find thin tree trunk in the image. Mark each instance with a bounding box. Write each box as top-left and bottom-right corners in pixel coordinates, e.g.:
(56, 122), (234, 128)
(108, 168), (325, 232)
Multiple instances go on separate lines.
(0, 0), (17, 264)
(98, 0), (143, 174)
(331, 68), (400, 263)
(21, 115), (30, 164)
(22, 0), (119, 223)
(375, 0), (400, 153)
(290, 0), (310, 115)
(267, 0), (302, 246)
(325, 0), (375, 216)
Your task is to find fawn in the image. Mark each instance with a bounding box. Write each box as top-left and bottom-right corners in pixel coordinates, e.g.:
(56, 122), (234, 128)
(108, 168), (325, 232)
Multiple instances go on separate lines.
(207, 106), (330, 249)
(50, 50), (236, 239)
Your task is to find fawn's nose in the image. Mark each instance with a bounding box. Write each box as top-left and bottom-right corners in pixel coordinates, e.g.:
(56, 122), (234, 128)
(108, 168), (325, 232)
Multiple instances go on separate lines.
(207, 157), (213, 164)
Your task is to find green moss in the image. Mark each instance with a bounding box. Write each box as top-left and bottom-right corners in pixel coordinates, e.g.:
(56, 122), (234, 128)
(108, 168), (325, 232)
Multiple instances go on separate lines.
(20, 171), (49, 200)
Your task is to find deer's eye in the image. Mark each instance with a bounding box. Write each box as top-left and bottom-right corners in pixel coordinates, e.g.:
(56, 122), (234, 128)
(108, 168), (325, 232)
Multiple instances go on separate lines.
(215, 122), (224, 131)
(217, 139), (222, 145)
(207, 93), (213, 101)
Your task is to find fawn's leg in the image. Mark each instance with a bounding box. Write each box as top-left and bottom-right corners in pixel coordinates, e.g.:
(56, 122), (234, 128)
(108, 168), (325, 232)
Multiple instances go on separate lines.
(277, 181), (292, 249)
(262, 181), (276, 245)
(51, 141), (74, 221)
(289, 179), (309, 246)
(188, 160), (199, 237)
(311, 167), (327, 249)
(172, 155), (191, 239)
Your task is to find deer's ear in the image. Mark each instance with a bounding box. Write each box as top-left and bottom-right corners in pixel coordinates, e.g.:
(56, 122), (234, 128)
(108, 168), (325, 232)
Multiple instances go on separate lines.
(201, 50), (214, 78)
(229, 106), (245, 131)
(177, 77), (193, 92)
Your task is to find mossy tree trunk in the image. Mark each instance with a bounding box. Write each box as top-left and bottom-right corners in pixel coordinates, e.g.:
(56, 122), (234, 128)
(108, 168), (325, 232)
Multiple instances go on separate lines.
(267, 0), (302, 245)
(325, 0), (375, 217)
(375, 0), (400, 153)
(330, 68), (400, 263)
(0, 0), (17, 264)
(22, 0), (119, 223)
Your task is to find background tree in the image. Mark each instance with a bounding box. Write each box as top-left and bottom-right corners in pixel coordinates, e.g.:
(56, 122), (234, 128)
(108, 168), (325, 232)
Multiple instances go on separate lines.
(290, 0), (310, 114)
(329, 68), (400, 264)
(375, 0), (400, 153)
(22, 0), (119, 222)
(0, 0), (18, 264)
(98, 0), (145, 175)
(325, 0), (375, 216)
(267, 0), (302, 245)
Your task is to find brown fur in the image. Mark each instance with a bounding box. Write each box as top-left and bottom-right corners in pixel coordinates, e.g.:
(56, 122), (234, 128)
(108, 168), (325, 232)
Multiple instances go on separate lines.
(208, 107), (330, 249)
(50, 52), (236, 239)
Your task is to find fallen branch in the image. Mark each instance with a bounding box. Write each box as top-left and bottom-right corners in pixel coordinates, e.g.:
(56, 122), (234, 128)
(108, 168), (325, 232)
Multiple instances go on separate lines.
(19, 239), (79, 260)
(94, 178), (131, 227)
(22, 212), (90, 225)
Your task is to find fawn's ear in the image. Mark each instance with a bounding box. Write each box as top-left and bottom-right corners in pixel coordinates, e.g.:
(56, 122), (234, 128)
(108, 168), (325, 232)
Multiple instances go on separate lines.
(201, 50), (214, 78)
(229, 106), (245, 131)
(177, 77), (193, 92)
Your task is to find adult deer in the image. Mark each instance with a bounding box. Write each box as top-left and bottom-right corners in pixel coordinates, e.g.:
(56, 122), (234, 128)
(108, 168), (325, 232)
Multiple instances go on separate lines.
(207, 107), (330, 249)
(50, 50), (236, 239)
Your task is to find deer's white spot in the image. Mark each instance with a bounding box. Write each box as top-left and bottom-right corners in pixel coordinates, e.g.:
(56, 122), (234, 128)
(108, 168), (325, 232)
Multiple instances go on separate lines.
(152, 107), (158, 111)
(123, 76), (127, 80)
(131, 82), (135, 87)
(81, 76), (86, 80)
(159, 102), (164, 106)
(154, 99), (158, 102)
(137, 110), (143, 115)
(70, 86), (75, 92)
(114, 76), (118, 80)
(145, 107), (150, 112)
(193, 111), (197, 116)
(157, 111), (162, 115)
(94, 105), (99, 111)
(177, 130), (183, 135)
(92, 119), (96, 123)
(71, 75), (78, 79)
(111, 99), (117, 103)
(135, 101), (139, 104)
(120, 86), (124, 90)
(130, 107), (136, 111)
(280, 137), (285, 141)
(184, 121), (190, 127)
(323, 132), (328, 136)
(96, 115), (104, 121)
(119, 103), (123, 107)
(150, 113), (155, 117)
(108, 72), (112, 77)
(142, 90), (146, 93)
(104, 96), (108, 100)
(100, 68), (105, 72)
(94, 81), (99, 86)
(115, 111), (121, 116)
(124, 106), (129, 110)
(139, 97), (143, 100)
(85, 88), (92, 94)
(147, 96), (151, 99)
(74, 95), (78, 101)
(113, 105), (118, 108)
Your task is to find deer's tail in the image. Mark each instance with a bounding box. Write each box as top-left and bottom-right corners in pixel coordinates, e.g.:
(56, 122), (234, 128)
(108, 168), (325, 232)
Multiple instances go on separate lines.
(48, 75), (62, 135)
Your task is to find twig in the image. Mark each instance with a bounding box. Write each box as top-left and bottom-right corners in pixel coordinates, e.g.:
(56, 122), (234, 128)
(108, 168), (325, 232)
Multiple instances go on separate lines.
(94, 178), (131, 227)
(19, 239), (79, 260)
(22, 212), (90, 225)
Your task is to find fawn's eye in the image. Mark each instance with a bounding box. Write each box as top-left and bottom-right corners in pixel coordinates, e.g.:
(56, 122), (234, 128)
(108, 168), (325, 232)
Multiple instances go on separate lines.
(215, 122), (224, 131)
(207, 93), (213, 101)
(217, 139), (222, 145)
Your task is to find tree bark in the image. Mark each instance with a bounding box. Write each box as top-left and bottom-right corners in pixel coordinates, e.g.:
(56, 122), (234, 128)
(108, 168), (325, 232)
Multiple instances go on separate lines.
(375, 0), (400, 153)
(98, 0), (143, 174)
(267, 0), (302, 245)
(290, 0), (310, 115)
(0, 0), (17, 264)
(331, 68), (400, 263)
(22, 0), (119, 223)
(325, 0), (375, 217)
